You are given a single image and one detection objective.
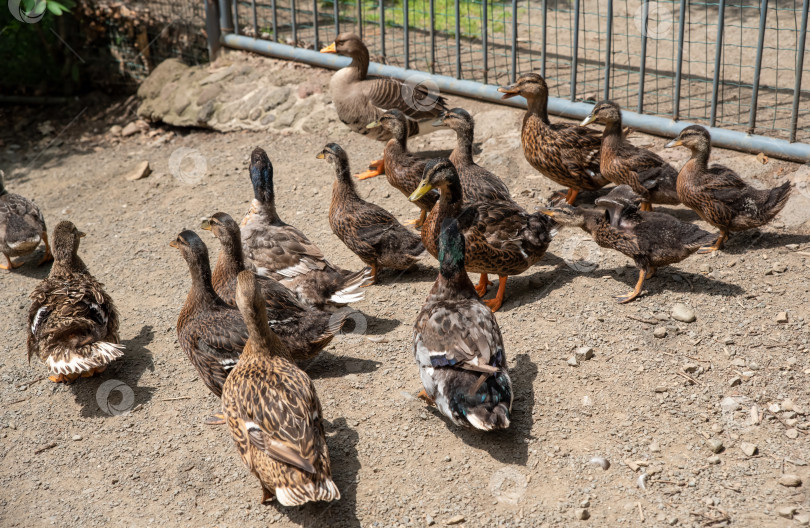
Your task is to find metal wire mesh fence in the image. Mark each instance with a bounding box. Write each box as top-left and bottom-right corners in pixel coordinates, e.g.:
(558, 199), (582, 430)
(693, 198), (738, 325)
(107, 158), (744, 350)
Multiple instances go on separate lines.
(226, 0), (808, 143)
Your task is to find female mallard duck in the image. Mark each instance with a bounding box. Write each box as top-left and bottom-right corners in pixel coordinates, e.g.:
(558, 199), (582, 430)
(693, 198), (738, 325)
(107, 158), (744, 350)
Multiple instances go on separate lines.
(498, 73), (608, 204)
(542, 185), (716, 303)
(222, 271), (340, 506)
(321, 33), (449, 179)
(413, 218), (512, 430)
(202, 212), (350, 358)
(241, 147), (372, 308)
(27, 221), (123, 382)
(1, 170), (52, 269)
(580, 100), (679, 211)
(318, 143), (425, 284)
(432, 107), (513, 203)
(409, 159), (557, 311)
(665, 125), (792, 253)
(367, 109), (439, 227)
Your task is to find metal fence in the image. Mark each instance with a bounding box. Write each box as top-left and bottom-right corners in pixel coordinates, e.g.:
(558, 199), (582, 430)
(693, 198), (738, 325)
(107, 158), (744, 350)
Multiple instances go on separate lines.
(212, 0), (809, 152)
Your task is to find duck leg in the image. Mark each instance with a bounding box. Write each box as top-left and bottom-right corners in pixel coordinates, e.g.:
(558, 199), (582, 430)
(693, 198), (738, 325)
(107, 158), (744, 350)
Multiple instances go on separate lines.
(204, 412), (226, 426)
(356, 158), (385, 180)
(565, 189), (580, 205)
(615, 268), (647, 304)
(482, 275), (508, 311)
(363, 263), (378, 286)
(640, 202), (653, 212)
(261, 486), (274, 504)
(404, 209), (427, 229)
(38, 231), (53, 265)
(0, 253), (22, 270)
(416, 389), (435, 406)
(698, 230), (728, 254)
(474, 273), (492, 297)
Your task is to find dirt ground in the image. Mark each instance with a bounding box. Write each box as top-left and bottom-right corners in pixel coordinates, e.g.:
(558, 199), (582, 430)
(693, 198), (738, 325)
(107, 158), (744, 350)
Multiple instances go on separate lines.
(1, 57), (810, 528)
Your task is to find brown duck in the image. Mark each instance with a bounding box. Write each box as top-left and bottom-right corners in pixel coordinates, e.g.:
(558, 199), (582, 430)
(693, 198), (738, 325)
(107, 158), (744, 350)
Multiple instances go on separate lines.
(202, 212), (350, 358)
(1, 170), (52, 270)
(321, 33), (449, 179)
(580, 100), (679, 211)
(542, 185), (717, 303)
(410, 159), (557, 311)
(498, 73), (608, 204)
(319, 143), (425, 284)
(27, 221), (123, 382)
(666, 125), (792, 253)
(241, 147), (372, 308)
(222, 271), (340, 506)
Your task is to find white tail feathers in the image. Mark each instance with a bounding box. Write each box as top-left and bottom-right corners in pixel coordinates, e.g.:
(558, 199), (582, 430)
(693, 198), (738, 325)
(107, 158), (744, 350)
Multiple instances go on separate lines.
(46, 342), (125, 375)
(328, 267), (373, 305)
(275, 479), (340, 506)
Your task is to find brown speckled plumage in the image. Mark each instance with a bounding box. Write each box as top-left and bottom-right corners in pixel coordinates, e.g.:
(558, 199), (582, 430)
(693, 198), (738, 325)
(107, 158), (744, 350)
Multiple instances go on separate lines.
(667, 125), (792, 252)
(581, 100), (679, 209)
(241, 147), (372, 308)
(27, 221), (123, 380)
(321, 143), (424, 283)
(222, 271), (339, 506)
(499, 73), (607, 203)
(0, 170), (51, 269)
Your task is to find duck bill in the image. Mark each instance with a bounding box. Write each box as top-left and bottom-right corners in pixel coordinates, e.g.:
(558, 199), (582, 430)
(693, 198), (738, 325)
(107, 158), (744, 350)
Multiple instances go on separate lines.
(537, 208), (556, 218)
(409, 181), (433, 202)
(432, 116), (447, 127)
(320, 42), (337, 53)
(497, 86), (519, 100)
(200, 219), (212, 231)
(315, 152), (326, 159)
(580, 114), (597, 127)
(169, 240), (179, 248)
(366, 121), (381, 129)
(77, 231), (86, 238)
(664, 139), (682, 148)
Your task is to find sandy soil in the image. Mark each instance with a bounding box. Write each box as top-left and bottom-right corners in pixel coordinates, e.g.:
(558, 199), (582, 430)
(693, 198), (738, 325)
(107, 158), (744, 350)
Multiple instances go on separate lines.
(1, 58), (810, 528)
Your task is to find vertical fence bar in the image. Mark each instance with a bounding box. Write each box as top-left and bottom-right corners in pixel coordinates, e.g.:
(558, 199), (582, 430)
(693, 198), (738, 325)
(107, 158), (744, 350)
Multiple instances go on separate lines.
(455, 0), (461, 79)
(219, 0), (233, 33)
(232, 0), (239, 35)
(570, 0), (580, 100)
(482, 0), (488, 84)
(313, 0), (319, 49)
(251, 0), (258, 38)
(541, 0), (547, 77)
(637, 0), (649, 113)
(603, 0), (613, 101)
(709, 0), (726, 127)
(357, 0), (363, 39)
(334, 0), (339, 36)
(747, 0), (768, 133)
(380, 0), (386, 58)
(291, 0), (297, 44)
(429, 0), (435, 73)
(271, 0), (278, 41)
(511, 0), (518, 83)
(790, 0), (809, 142)
(673, 0), (686, 120)
(206, 0), (221, 59)
(404, 0), (410, 69)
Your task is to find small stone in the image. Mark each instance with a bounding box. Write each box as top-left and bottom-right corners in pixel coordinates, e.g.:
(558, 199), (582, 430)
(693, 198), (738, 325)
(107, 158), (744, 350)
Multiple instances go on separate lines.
(795, 512), (810, 526)
(769, 403), (781, 413)
(776, 312), (789, 324)
(729, 377), (742, 387)
(777, 506), (796, 519)
(121, 121), (141, 137)
(649, 441), (661, 453)
(781, 399), (795, 412)
(785, 429), (799, 439)
(567, 356), (579, 367)
(707, 455), (721, 465)
(683, 363), (699, 373)
(72, 434), (82, 441)
(445, 515), (465, 525)
(749, 405), (761, 425)
(740, 442), (758, 456)
(580, 500), (590, 508)
(711, 424), (724, 434)
(575, 346), (594, 361)
(574, 508), (590, 520)
(653, 327), (668, 339)
(721, 397), (742, 412)
(671, 303), (696, 323)
(124, 161), (151, 181)
(772, 263), (787, 273)
(426, 514), (435, 526)
(778, 474), (802, 487)
(707, 439), (724, 453)
(654, 385), (668, 393)
(109, 125), (122, 137)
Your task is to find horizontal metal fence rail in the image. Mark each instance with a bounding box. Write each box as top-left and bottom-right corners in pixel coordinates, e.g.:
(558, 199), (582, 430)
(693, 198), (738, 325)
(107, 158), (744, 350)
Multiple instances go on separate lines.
(209, 0), (810, 162)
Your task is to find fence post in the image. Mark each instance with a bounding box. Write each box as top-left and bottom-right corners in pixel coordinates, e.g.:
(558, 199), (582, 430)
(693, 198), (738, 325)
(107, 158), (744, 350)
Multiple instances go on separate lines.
(603, 0), (613, 101)
(747, 0), (768, 134)
(790, 0), (809, 143)
(709, 0), (726, 127)
(673, 0), (686, 120)
(482, 0), (488, 83)
(455, 0), (461, 79)
(570, 0), (580, 101)
(511, 0), (518, 83)
(206, 0), (221, 60)
(637, 0), (649, 113)
(219, 0), (233, 34)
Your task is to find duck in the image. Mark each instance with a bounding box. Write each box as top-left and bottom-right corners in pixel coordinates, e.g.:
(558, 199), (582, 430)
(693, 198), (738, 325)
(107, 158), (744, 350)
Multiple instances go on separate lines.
(321, 33), (449, 179)
(432, 107), (513, 203)
(665, 125), (792, 253)
(580, 100), (680, 211)
(27, 221), (123, 382)
(541, 185), (717, 303)
(409, 159), (557, 311)
(201, 212), (351, 358)
(1, 169), (52, 270)
(413, 217), (512, 430)
(241, 147), (373, 309)
(498, 73), (608, 204)
(222, 270), (340, 506)
(318, 143), (425, 284)
(366, 109), (439, 227)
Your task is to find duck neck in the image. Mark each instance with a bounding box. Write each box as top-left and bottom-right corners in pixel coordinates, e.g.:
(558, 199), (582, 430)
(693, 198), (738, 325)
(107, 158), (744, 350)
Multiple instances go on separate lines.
(188, 254), (219, 308)
(350, 48), (370, 79)
(213, 236), (245, 285)
(437, 178), (464, 219)
(601, 118), (623, 148)
(690, 144), (711, 168)
(332, 159), (359, 201)
(242, 302), (291, 361)
(51, 253), (88, 277)
(432, 269), (476, 299)
(525, 93), (550, 125)
(450, 127), (475, 167)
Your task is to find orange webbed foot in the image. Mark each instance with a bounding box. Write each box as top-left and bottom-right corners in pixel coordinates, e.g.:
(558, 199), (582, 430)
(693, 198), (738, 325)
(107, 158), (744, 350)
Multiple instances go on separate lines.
(204, 413), (226, 426)
(355, 159), (385, 180)
(417, 389), (436, 406)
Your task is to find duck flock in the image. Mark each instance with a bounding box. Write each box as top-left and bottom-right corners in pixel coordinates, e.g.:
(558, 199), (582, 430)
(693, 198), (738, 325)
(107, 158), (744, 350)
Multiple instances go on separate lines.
(2, 33), (793, 508)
